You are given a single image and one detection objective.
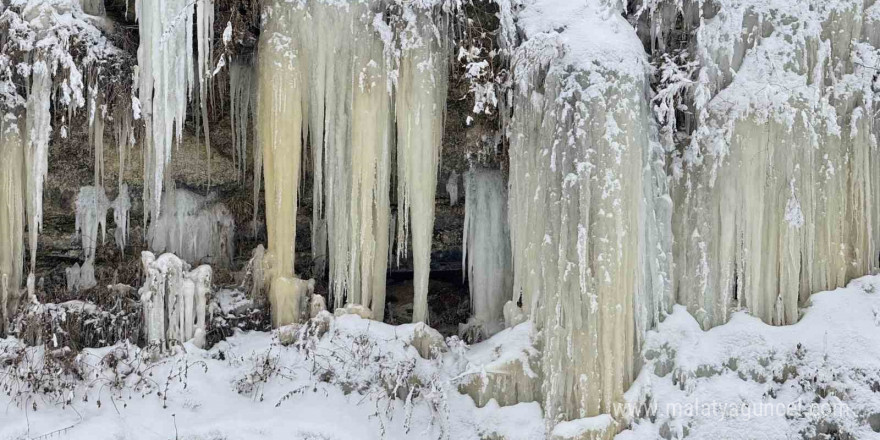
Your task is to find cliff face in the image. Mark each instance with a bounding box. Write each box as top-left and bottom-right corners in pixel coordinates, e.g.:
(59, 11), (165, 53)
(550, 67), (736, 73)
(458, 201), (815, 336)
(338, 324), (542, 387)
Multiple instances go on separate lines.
(3, 0), (880, 436)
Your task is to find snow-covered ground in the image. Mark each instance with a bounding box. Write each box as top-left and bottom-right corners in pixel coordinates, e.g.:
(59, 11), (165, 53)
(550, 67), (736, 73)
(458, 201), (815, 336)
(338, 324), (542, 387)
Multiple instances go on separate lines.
(621, 275), (880, 440)
(0, 312), (543, 440)
(3, 275), (880, 439)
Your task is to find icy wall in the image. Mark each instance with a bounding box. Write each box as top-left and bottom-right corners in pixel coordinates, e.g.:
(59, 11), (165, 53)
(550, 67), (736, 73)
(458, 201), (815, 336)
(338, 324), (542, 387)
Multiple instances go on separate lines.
(505, 0), (672, 428)
(639, 0), (880, 329)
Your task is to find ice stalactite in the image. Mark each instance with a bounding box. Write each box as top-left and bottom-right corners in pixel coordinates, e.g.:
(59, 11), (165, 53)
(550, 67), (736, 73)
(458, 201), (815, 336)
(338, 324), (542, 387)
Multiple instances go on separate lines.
(25, 64), (52, 276)
(135, 0), (214, 220)
(446, 171), (459, 206)
(88, 90), (106, 187)
(505, 0), (671, 431)
(641, 0), (880, 329)
(113, 104), (135, 191)
(147, 187), (235, 267)
(257, 0), (451, 323)
(0, 117), (26, 336)
(230, 57), (256, 182)
(113, 184), (131, 252)
(257, 1), (307, 325)
(71, 185), (131, 291)
(395, 9), (450, 324)
(139, 251), (211, 350)
(74, 186), (110, 263)
(461, 168), (512, 338)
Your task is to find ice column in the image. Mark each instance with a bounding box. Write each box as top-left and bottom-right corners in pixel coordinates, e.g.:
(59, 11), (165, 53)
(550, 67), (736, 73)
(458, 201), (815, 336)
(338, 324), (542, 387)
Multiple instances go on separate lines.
(506, 0), (671, 429)
(462, 168), (512, 337)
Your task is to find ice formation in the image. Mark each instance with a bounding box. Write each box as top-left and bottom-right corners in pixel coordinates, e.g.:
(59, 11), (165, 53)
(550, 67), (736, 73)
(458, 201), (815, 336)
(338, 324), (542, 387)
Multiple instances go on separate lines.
(139, 251), (211, 350)
(70, 186), (132, 291)
(75, 186), (110, 262)
(505, 0), (672, 429)
(112, 184), (131, 251)
(230, 56), (256, 181)
(135, 0), (215, 219)
(446, 171), (460, 206)
(462, 168), (512, 337)
(0, 117), (26, 336)
(257, 0), (451, 323)
(147, 187), (235, 267)
(0, 0), (125, 312)
(394, 8), (450, 323)
(638, 0), (880, 329)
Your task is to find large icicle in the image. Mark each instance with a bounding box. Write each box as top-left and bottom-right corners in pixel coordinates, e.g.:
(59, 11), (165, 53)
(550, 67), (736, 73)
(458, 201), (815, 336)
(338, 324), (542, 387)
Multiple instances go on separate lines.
(395, 9), (449, 323)
(257, 1), (451, 323)
(229, 57), (256, 181)
(25, 63), (52, 275)
(506, 0), (671, 431)
(0, 116), (26, 336)
(257, 2), (309, 325)
(461, 168), (512, 338)
(135, 0), (213, 220)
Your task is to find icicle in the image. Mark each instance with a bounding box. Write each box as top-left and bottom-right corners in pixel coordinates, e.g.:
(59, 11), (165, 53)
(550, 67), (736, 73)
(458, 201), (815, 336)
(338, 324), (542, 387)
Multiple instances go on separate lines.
(506, 0), (670, 427)
(230, 57), (255, 181)
(395, 10), (450, 324)
(0, 116), (26, 336)
(75, 186), (110, 262)
(462, 168), (512, 338)
(139, 252), (209, 351)
(135, 0), (211, 220)
(25, 63), (52, 275)
(446, 171), (459, 206)
(113, 184), (131, 252)
(89, 92), (106, 187)
(196, 0), (214, 188)
(257, 1), (451, 323)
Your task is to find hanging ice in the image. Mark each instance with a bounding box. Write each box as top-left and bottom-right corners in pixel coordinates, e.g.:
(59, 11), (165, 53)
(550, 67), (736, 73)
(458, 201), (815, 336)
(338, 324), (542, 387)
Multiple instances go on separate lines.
(505, 0), (672, 429)
(461, 168), (512, 338)
(147, 186), (235, 267)
(0, 117), (26, 336)
(257, 0), (451, 323)
(135, 0), (214, 220)
(447, 171), (460, 206)
(394, 6), (450, 324)
(638, 0), (880, 328)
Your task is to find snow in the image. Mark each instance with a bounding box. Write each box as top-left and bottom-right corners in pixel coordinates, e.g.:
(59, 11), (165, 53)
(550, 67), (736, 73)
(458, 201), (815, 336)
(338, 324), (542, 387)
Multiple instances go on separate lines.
(0, 312), (545, 440)
(620, 275), (880, 440)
